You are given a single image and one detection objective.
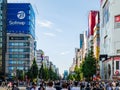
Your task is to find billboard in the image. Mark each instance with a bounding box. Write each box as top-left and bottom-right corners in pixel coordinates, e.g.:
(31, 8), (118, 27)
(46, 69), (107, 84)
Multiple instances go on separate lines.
(88, 11), (98, 37)
(114, 15), (120, 28)
(115, 15), (120, 22)
(7, 9), (29, 32)
(7, 3), (35, 36)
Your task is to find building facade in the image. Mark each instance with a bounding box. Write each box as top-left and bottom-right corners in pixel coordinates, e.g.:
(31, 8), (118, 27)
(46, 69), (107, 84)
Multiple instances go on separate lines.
(83, 31), (88, 59)
(69, 58), (76, 73)
(0, 0), (7, 75)
(80, 34), (84, 49)
(100, 0), (120, 80)
(6, 3), (35, 75)
(36, 49), (44, 69)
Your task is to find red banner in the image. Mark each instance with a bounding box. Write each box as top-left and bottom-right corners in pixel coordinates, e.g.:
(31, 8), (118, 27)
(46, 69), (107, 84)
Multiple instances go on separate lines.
(115, 15), (120, 22)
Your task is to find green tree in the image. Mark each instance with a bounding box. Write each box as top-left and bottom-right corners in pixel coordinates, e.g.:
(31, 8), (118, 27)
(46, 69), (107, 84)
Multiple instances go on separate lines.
(82, 52), (96, 81)
(48, 66), (53, 80)
(74, 65), (81, 81)
(67, 73), (75, 80)
(16, 70), (24, 80)
(30, 58), (38, 80)
(43, 67), (49, 80)
(79, 63), (83, 80)
(26, 69), (32, 80)
(39, 62), (44, 80)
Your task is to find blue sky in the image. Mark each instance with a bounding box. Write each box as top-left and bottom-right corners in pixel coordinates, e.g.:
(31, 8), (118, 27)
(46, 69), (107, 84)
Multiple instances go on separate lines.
(8, 0), (100, 75)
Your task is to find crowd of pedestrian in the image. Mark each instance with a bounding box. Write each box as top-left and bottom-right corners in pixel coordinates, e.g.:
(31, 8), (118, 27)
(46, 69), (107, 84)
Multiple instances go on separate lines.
(1, 79), (120, 90)
(27, 80), (120, 90)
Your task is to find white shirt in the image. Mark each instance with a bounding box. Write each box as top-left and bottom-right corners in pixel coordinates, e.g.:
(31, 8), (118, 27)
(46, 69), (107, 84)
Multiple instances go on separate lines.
(71, 86), (80, 90)
(46, 87), (56, 90)
(61, 89), (68, 90)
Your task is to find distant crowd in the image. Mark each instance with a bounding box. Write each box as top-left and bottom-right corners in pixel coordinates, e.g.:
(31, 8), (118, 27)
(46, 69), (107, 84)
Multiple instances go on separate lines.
(1, 79), (120, 90)
(28, 80), (120, 90)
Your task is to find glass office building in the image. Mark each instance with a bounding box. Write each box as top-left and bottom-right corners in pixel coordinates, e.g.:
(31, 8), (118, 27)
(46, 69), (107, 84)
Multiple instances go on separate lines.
(6, 3), (35, 75)
(0, 0), (7, 75)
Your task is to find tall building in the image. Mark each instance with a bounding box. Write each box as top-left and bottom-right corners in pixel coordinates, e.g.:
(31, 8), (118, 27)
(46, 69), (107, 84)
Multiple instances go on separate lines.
(69, 58), (76, 73)
(6, 3), (35, 76)
(80, 34), (84, 49)
(0, 0), (7, 75)
(83, 31), (88, 59)
(63, 70), (68, 80)
(100, 0), (120, 80)
(36, 49), (44, 69)
(43, 56), (49, 68)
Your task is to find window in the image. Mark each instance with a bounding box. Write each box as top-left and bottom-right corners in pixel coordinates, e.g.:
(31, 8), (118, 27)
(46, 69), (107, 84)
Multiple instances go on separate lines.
(117, 49), (120, 54)
(9, 42), (30, 47)
(8, 60), (16, 64)
(17, 67), (23, 70)
(0, 38), (2, 42)
(8, 66), (14, 70)
(0, 31), (2, 36)
(104, 35), (108, 48)
(116, 61), (119, 69)
(102, 1), (109, 27)
(9, 37), (29, 40)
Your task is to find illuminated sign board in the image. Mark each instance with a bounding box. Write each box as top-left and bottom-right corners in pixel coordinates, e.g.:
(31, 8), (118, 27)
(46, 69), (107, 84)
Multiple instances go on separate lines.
(7, 4), (30, 33)
(115, 15), (120, 28)
(7, 3), (35, 39)
(115, 15), (120, 22)
(7, 10), (28, 26)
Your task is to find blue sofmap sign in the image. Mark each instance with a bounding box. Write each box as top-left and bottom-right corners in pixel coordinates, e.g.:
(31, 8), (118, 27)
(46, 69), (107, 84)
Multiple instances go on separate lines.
(7, 4), (31, 33)
(7, 10), (28, 26)
(7, 3), (35, 38)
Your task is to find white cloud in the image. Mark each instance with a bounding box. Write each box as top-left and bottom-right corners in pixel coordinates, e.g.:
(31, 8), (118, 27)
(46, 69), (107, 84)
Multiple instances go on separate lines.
(37, 20), (53, 29)
(43, 32), (56, 37)
(60, 51), (70, 55)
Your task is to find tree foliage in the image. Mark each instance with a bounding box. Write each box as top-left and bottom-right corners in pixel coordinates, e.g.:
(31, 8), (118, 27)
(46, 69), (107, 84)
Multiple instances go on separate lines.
(29, 58), (38, 80)
(39, 62), (44, 79)
(16, 70), (24, 80)
(82, 52), (96, 80)
(74, 65), (81, 81)
(26, 59), (59, 81)
(39, 62), (59, 80)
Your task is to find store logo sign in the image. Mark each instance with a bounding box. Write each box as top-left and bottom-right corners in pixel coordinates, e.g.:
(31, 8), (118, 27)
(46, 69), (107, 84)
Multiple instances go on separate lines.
(8, 11), (26, 26)
(17, 11), (26, 19)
